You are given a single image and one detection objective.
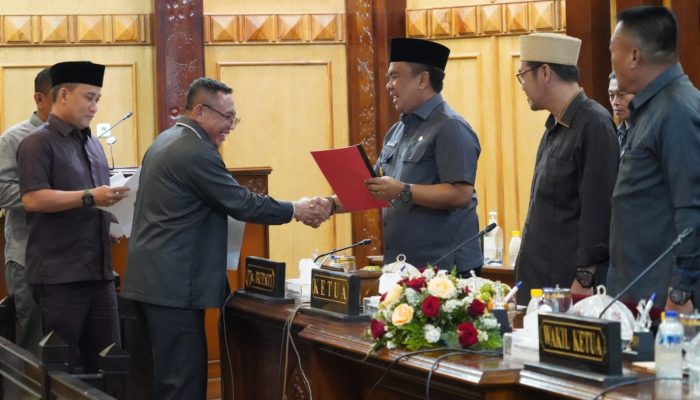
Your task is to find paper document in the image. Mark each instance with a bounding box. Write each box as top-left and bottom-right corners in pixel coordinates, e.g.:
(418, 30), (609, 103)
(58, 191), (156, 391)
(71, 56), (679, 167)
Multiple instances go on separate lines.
(311, 144), (390, 211)
(227, 217), (246, 270)
(100, 168), (141, 238)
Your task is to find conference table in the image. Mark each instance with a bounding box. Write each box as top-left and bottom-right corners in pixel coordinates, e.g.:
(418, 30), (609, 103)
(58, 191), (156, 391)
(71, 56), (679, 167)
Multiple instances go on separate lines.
(221, 294), (693, 400)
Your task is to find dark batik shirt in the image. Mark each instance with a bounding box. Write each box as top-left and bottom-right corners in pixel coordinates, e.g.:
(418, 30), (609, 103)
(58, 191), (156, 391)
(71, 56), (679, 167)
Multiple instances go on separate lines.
(17, 113), (113, 285)
(376, 94), (482, 271)
(609, 64), (700, 308)
(516, 90), (619, 305)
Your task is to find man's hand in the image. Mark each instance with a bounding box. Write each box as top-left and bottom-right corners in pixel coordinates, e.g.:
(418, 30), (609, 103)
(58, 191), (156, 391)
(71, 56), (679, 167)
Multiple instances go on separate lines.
(665, 297), (695, 314)
(366, 176), (403, 200)
(292, 197), (331, 228)
(92, 185), (130, 207)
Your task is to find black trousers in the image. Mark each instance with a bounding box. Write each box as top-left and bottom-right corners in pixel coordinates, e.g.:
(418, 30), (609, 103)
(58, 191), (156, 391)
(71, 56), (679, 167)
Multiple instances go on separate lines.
(136, 301), (207, 400)
(35, 280), (120, 372)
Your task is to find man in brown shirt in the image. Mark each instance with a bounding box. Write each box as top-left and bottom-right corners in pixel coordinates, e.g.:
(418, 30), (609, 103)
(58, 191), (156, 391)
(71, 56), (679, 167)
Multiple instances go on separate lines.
(17, 61), (129, 372)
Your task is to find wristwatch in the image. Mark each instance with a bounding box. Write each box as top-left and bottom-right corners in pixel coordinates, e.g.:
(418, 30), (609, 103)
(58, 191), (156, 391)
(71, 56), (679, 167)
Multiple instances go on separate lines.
(575, 269), (595, 289)
(669, 287), (692, 305)
(399, 184), (412, 203)
(82, 189), (95, 207)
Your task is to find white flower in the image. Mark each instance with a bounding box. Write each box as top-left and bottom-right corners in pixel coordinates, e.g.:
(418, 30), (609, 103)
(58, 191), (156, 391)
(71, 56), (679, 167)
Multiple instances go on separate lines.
(480, 316), (499, 330)
(404, 288), (421, 306)
(383, 308), (393, 320)
(423, 324), (441, 343)
(478, 329), (489, 342)
(387, 340), (397, 349)
(427, 275), (457, 299)
(456, 278), (469, 291)
(422, 268), (436, 280)
(442, 299), (461, 313)
(385, 331), (394, 339)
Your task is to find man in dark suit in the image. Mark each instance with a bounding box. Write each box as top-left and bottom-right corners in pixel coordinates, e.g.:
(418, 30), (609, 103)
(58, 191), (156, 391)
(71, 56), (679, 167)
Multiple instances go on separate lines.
(122, 77), (328, 400)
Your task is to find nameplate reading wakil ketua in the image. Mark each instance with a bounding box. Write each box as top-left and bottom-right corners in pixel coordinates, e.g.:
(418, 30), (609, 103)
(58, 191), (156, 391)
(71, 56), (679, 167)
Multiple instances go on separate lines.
(243, 256), (286, 298)
(538, 313), (622, 375)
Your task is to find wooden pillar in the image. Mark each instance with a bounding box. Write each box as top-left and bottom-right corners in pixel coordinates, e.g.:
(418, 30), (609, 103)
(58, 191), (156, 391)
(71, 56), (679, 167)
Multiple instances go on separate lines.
(153, 0), (205, 133)
(670, 0), (700, 87)
(345, 0), (406, 267)
(565, 0), (613, 109)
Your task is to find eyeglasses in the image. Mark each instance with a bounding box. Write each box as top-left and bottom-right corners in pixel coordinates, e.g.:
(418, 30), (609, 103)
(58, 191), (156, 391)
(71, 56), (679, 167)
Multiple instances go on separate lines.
(201, 104), (241, 128)
(515, 66), (540, 84)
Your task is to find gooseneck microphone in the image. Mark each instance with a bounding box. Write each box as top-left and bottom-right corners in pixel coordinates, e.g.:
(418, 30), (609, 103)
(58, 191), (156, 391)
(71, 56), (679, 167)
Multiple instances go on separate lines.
(98, 112), (133, 138)
(313, 238), (372, 264)
(431, 222), (497, 267)
(598, 227), (694, 318)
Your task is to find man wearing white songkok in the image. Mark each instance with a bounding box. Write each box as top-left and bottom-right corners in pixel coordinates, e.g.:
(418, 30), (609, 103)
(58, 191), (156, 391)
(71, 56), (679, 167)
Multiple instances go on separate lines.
(514, 33), (619, 305)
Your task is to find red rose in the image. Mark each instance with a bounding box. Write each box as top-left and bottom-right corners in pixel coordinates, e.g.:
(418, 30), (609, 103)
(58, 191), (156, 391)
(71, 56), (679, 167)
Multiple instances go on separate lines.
(370, 319), (386, 340)
(405, 277), (426, 291)
(457, 322), (478, 348)
(421, 295), (441, 318)
(468, 299), (486, 317)
(379, 292), (387, 302)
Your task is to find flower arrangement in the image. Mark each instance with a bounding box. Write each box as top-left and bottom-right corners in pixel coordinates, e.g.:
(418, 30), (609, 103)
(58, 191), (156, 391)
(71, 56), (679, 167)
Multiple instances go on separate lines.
(366, 267), (504, 352)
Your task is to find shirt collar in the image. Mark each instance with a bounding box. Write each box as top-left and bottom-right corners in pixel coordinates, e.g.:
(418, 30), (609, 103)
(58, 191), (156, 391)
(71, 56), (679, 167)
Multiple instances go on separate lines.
(47, 113), (91, 138)
(401, 93), (444, 122)
(29, 112), (44, 128)
(545, 89), (586, 130)
(175, 116), (212, 144)
(629, 63), (684, 114)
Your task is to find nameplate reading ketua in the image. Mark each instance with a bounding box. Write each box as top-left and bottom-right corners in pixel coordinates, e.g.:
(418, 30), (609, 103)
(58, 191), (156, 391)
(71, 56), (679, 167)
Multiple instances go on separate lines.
(309, 268), (380, 319)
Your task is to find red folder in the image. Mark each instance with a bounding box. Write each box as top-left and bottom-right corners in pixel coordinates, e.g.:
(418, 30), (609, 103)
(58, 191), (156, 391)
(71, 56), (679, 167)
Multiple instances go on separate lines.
(311, 145), (390, 212)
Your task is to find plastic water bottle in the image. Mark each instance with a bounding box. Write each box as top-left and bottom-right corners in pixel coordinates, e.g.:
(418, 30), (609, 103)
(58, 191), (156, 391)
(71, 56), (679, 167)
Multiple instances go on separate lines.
(508, 231), (521, 268)
(655, 311), (684, 378)
(689, 331), (700, 396)
(483, 211), (503, 266)
(525, 289), (544, 315)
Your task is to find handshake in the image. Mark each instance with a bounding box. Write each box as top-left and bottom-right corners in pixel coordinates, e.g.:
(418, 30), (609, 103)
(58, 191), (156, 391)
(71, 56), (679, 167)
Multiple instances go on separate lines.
(292, 197), (335, 228)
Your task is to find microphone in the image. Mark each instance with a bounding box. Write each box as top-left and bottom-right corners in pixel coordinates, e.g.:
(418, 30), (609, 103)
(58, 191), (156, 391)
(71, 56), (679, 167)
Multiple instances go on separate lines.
(431, 223), (497, 267)
(313, 238), (372, 264)
(598, 227), (694, 318)
(98, 112), (132, 138)
(106, 136), (117, 170)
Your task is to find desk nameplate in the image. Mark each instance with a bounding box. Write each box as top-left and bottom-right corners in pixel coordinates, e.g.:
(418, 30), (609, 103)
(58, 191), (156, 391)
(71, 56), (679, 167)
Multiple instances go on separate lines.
(536, 313), (623, 376)
(239, 256), (292, 302)
(306, 268), (379, 320)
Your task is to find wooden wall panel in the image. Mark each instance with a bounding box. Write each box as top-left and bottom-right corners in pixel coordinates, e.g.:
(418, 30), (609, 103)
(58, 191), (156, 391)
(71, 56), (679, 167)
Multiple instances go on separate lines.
(0, 51), (154, 168)
(204, 44), (351, 277)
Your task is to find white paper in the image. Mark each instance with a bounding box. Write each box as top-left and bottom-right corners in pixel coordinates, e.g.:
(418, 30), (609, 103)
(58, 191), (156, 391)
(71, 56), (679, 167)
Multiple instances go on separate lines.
(226, 217), (246, 270)
(99, 168), (141, 238)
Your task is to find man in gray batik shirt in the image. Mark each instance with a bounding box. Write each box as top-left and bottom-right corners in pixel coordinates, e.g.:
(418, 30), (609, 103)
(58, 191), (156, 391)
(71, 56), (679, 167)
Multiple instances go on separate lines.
(0, 68), (52, 353)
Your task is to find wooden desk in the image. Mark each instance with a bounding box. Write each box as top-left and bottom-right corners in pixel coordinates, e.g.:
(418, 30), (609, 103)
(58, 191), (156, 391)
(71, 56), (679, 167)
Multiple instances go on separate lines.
(222, 295), (694, 400)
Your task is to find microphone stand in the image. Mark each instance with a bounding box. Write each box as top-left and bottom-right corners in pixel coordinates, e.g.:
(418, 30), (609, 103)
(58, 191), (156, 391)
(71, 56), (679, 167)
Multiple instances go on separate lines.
(107, 137), (117, 170)
(598, 227), (694, 318)
(98, 112), (132, 138)
(314, 239), (371, 265)
(431, 222), (497, 267)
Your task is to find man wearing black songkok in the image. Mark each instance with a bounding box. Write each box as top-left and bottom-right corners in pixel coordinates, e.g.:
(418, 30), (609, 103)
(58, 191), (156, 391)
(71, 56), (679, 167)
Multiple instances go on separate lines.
(17, 61), (129, 372)
(324, 38), (483, 273)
